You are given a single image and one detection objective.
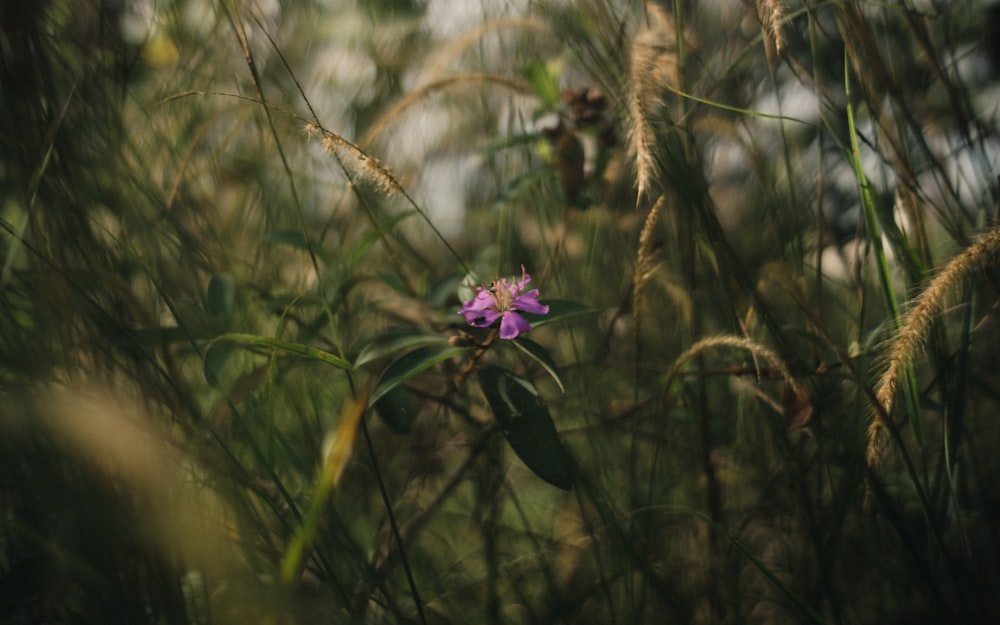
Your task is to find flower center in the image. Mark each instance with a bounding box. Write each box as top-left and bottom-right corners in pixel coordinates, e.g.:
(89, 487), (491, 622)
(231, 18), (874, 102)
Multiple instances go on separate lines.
(490, 280), (513, 311)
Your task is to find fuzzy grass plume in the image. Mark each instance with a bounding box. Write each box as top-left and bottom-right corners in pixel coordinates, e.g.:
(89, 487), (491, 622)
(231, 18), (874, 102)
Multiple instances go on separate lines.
(868, 226), (1000, 469)
(627, 4), (678, 203)
(305, 122), (403, 197)
(755, 0), (787, 55)
(633, 194), (667, 334)
(359, 73), (532, 150)
(663, 334), (810, 416)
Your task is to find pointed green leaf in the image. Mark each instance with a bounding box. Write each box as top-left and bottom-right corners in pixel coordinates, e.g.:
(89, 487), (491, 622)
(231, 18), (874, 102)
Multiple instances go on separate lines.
(369, 344), (469, 407)
(211, 333), (350, 369)
(347, 210), (416, 269)
(203, 341), (235, 388)
(207, 274), (236, 318)
(874, 195), (925, 281)
(478, 131), (544, 156)
(519, 60), (560, 108)
(426, 272), (465, 309)
(512, 337), (564, 393)
(493, 168), (549, 207)
(264, 230), (329, 263)
(373, 386), (413, 434)
(263, 294), (322, 313)
(477, 366), (573, 490)
(377, 271), (411, 297)
(116, 326), (194, 347)
(519, 299), (595, 328)
(355, 327), (449, 369)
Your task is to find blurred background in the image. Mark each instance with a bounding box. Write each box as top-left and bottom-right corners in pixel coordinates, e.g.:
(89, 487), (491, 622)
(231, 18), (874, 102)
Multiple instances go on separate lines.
(3, 0), (1000, 623)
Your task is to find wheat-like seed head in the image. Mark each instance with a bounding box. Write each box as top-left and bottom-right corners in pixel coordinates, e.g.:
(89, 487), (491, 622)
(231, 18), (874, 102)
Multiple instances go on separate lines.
(360, 73), (531, 150)
(627, 4), (678, 203)
(306, 124), (402, 197)
(633, 195), (667, 333)
(663, 334), (808, 414)
(417, 17), (548, 83)
(757, 0), (787, 54)
(867, 226), (1000, 469)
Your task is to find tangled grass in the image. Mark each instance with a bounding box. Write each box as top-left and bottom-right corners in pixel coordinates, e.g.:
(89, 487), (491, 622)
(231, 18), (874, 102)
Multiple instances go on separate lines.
(3, 1), (1000, 623)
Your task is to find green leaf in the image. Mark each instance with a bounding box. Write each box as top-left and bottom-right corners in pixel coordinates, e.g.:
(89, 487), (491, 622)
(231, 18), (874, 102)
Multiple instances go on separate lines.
(263, 294), (322, 313)
(373, 386), (413, 434)
(875, 194), (925, 282)
(264, 230), (329, 263)
(519, 60), (561, 109)
(115, 326), (194, 347)
(477, 366), (573, 490)
(369, 344), (469, 407)
(347, 210), (416, 269)
(493, 168), (550, 207)
(207, 274), (235, 318)
(377, 271), (411, 297)
(519, 299), (595, 328)
(203, 340), (235, 388)
(478, 131), (544, 156)
(354, 327), (449, 369)
(426, 272), (465, 309)
(844, 55), (923, 447)
(211, 333), (350, 369)
(512, 336), (564, 393)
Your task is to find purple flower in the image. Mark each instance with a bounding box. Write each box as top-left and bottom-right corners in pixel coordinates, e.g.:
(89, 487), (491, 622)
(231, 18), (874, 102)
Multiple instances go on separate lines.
(459, 266), (549, 340)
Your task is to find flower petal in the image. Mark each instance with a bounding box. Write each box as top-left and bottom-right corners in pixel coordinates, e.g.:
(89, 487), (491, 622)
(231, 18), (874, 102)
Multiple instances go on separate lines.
(462, 308), (500, 327)
(499, 311), (531, 339)
(512, 267), (531, 293)
(460, 288), (500, 327)
(511, 289), (549, 315)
